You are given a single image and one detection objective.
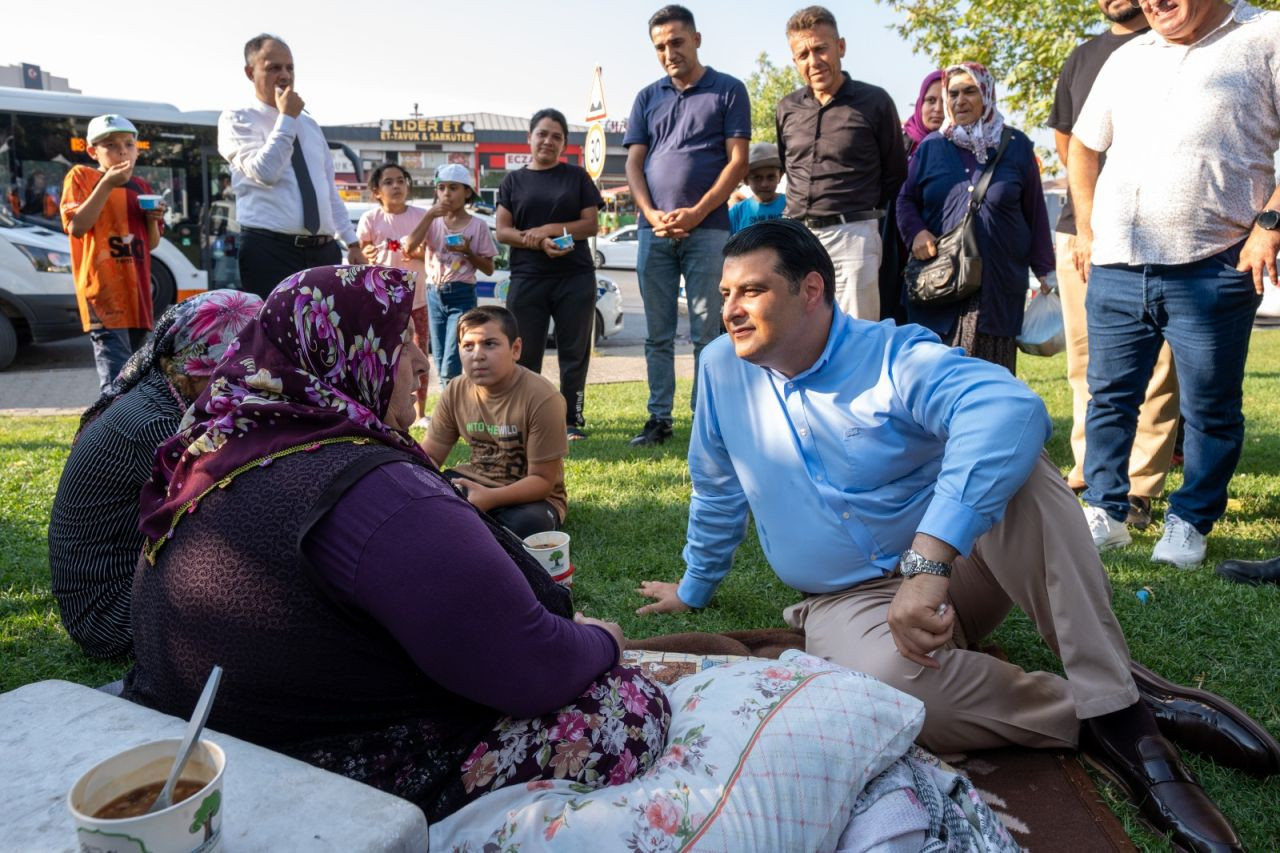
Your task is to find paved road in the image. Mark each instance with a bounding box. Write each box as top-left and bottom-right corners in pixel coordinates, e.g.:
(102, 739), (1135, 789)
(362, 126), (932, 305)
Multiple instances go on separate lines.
(0, 269), (699, 414)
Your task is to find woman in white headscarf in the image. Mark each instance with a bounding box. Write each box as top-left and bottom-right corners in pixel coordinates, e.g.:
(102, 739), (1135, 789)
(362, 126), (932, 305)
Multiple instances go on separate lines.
(896, 62), (1054, 371)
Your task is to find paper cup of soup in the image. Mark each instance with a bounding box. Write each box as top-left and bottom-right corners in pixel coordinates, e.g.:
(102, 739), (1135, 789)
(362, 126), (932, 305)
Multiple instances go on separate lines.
(550, 234), (574, 251)
(444, 233), (466, 248)
(68, 738), (225, 853)
(523, 531), (571, 580)
(137, 195), (164, 211)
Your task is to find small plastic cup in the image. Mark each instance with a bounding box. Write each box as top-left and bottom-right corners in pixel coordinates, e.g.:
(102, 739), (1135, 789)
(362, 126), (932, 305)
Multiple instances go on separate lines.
(550, 234), (574, 251)
(68, 738), (226, 853)
(137, 195), (164, 211)
(444, 233), (466, 248)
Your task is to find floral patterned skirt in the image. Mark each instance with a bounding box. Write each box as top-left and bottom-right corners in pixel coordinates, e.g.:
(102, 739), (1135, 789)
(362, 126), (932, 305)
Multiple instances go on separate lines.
(459, 665), (672, 804)
(947, 291), (1018, 373)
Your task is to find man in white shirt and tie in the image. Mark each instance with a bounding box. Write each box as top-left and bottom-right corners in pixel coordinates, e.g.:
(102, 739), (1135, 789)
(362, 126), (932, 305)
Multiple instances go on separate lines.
(219, 34), (362, 298)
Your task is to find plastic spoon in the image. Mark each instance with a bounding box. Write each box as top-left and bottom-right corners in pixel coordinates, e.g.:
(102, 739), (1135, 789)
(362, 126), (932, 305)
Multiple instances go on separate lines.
(147, 664), (222, 814)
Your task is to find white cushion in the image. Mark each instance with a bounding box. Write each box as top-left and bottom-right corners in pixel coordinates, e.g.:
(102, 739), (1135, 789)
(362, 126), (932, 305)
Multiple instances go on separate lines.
(430, 651), (924, 850)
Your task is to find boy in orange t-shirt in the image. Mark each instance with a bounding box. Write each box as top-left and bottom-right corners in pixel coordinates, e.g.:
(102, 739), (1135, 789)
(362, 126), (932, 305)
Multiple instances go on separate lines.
(60, 114), (165, 392)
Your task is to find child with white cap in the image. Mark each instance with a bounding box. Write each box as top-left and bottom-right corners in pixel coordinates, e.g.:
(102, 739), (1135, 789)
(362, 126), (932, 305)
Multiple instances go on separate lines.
(60, 115), (167, 392)
(405, 163), (497, 388)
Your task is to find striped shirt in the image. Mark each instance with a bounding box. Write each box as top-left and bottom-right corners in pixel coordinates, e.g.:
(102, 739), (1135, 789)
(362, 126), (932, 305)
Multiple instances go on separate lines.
(48, 370), (185, 659)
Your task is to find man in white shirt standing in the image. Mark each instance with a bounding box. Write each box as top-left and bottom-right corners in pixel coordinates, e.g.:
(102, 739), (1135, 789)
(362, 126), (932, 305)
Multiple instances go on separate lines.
(1070, 0), (1280, 569)
(219, 34), (361, 298)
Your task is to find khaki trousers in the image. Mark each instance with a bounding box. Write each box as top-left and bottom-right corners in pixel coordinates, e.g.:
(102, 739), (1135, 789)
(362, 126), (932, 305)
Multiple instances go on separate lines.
(813, 220), (882, 320)
(783, 454), (1139, 754)
(1055, 233), (1179, 495)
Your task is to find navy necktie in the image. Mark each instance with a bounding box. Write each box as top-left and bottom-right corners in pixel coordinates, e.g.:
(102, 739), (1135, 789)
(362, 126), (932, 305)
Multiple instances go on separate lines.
(291, 137), (321, 235)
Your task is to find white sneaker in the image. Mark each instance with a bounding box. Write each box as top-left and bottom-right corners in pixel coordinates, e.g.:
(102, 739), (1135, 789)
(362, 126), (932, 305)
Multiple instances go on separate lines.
(1152, 513), (1206, 568)
(1084, 504), (1131, 550)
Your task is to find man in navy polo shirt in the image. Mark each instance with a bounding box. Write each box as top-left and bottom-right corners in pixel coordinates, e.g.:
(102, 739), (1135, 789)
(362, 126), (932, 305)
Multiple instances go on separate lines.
(624, 4), (751, 447)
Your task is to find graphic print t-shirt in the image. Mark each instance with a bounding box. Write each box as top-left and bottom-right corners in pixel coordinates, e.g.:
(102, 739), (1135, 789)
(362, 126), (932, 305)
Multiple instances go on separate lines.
(357, 205), (429, 308)
(427, 365), (568, 519)
(60, 165), (154, 331)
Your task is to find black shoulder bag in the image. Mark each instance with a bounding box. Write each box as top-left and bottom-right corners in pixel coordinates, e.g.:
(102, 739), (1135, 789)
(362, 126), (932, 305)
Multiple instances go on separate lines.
(904, 128), (1013, 306)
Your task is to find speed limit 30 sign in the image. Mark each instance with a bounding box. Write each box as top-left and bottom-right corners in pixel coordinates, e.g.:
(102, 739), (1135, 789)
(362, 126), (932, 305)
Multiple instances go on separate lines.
(584, 123), (607, 181)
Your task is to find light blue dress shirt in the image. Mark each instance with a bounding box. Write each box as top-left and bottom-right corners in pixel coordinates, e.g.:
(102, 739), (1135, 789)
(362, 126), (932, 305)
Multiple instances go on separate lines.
(678, 310), (1052, 608)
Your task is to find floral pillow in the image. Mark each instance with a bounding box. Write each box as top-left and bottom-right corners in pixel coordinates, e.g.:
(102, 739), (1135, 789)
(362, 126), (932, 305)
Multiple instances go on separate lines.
(431, 651), (925, 851)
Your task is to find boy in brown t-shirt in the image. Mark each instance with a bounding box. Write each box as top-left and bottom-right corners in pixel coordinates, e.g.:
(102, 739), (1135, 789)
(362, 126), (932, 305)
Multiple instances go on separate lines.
(423, 305), (568, 539)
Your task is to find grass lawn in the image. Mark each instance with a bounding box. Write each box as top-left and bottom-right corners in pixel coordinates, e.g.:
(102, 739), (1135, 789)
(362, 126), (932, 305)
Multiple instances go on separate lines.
(3, 331), (1278, 849)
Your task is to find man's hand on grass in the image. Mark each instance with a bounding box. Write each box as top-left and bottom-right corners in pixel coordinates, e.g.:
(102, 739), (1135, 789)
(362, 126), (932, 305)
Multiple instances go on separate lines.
(635, 580), (691, 615)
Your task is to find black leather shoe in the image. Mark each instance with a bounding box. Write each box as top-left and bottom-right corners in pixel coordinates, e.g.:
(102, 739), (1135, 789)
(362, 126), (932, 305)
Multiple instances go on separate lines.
(1080, 727), (1243, 852)
(1126, 495), (1152, 529)
(1216, 555), (1280, 586)
(629, 417), (673, 447)
(1131, 660), (1280, 778)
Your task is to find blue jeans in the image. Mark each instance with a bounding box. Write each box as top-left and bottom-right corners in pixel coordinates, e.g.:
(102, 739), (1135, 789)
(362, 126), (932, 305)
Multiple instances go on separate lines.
(88, 327), (146, 393)
(427, 282), (477, 387)
(636, 227), (728, 419)
(1082, 250), (1261, 534)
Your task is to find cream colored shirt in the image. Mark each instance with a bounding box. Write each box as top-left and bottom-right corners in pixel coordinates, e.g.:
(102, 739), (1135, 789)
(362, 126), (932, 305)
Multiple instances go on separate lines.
(1073, 1), (1280, 265)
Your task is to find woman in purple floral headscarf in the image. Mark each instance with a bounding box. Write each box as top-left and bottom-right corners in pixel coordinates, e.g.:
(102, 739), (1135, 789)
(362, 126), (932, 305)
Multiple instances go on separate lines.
(49, 288), (262, 660)
(897, 62), (1054, 371)
(125, 265), (669, 821)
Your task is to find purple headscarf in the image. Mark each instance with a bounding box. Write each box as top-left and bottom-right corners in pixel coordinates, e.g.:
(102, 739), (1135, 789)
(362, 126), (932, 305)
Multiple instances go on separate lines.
(139, 264), (425, 547)
(903, 69), (945, 148)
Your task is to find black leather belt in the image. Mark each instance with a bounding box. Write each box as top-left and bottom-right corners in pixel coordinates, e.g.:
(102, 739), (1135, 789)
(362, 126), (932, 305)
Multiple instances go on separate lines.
(799, 209), (884, 229)
(242, 226), (334, 248)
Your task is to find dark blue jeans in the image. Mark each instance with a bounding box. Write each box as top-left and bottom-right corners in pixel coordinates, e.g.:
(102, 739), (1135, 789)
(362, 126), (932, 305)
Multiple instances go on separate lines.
(1083, 249), (1260, 534)
(427, 281), (477, 387)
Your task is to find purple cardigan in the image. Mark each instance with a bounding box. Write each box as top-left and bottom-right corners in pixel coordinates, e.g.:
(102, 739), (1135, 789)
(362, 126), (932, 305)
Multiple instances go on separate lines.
(303, 461), (617, 718)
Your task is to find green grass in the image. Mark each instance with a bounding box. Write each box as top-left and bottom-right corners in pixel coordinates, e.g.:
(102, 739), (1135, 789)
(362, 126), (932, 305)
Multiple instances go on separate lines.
(3, 332), (1279, 849)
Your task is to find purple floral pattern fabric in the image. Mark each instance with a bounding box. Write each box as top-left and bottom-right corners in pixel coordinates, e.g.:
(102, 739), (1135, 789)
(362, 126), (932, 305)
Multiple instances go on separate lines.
(459, 665), (671, 803)
(139, 265), (426, 542)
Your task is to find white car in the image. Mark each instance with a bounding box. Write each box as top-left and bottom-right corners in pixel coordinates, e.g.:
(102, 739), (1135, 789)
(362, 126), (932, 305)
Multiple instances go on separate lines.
(593, 224), (639, 270)
(344, 202), (623, 343)
(0, 207), (207, 370)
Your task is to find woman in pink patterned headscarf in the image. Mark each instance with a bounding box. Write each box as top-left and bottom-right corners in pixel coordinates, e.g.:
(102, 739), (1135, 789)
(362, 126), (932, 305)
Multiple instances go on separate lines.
(940, 62), (1007, 164)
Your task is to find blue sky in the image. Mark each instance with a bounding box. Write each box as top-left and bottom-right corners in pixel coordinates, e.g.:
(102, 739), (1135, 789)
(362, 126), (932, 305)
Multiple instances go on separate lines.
(12, 0), (939, 127)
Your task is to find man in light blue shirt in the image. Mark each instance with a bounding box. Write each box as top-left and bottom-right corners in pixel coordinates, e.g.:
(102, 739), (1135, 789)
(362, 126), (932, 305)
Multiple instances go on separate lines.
(637, 219), (1255, 851)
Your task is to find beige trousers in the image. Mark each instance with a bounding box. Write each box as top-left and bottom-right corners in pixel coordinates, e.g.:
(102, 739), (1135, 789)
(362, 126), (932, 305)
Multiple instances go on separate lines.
(783, 454), (1140, 754)
(1055, 233), (1179, 495)
(813, 220), (882, 320)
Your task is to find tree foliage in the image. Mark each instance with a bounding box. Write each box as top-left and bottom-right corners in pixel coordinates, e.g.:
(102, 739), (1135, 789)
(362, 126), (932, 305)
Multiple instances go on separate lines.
(875, 0), (1280, 129)
(744, 52), (803, 144)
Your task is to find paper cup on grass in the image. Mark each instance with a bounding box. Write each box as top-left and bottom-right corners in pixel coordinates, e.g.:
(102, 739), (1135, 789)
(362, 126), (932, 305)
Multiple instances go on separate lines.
(523, 531), (571, 584)
(68, 738), (225, 853)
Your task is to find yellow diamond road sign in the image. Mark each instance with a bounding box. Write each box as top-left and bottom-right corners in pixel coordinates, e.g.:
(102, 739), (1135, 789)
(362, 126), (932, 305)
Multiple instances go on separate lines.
(585, 123), (607, 181)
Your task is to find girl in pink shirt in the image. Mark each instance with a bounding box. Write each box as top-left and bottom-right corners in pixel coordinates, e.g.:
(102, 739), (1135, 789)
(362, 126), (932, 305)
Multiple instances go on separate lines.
(405, 164), (497, 388)
(358, 163), (430, 422)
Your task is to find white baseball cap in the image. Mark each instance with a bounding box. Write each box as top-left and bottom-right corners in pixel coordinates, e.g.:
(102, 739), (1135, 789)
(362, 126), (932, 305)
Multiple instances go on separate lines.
(87, 114), (139, 145)
(434, 163), (477, 198)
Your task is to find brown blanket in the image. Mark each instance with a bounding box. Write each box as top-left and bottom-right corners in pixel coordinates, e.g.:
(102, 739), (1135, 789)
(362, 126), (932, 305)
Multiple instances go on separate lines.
(625, 628), (806, 659)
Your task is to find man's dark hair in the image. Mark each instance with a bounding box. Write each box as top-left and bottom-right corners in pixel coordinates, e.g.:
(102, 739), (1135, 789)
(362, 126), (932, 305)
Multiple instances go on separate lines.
(369, 162), (411, 191)
(786, 5), (839, 35)
(649, 4), (696, 31)
(244, 33), (288, 65)
(457, 305), (520, 344)
(529, 108), (569, 139)
(723, 219), (835, 305)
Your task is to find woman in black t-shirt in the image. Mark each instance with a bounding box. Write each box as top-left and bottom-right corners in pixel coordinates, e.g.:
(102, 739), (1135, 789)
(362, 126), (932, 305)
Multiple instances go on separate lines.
(495, 109), (604, 440)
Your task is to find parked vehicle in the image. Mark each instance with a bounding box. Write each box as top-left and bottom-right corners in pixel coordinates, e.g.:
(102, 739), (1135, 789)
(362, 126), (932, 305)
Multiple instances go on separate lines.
(593, 224), (639, 270)
(0, 207), (206, 370)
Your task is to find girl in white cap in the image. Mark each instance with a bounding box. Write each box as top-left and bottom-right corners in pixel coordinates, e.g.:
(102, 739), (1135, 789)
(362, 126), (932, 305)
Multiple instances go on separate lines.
(406, 164), (497, 387)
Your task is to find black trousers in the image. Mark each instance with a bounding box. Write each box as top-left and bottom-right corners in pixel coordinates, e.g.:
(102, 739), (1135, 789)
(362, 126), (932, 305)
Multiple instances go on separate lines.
(441, 470), (561, 540)
(237, 230), (342, 299)
(506, 271), (596, 427)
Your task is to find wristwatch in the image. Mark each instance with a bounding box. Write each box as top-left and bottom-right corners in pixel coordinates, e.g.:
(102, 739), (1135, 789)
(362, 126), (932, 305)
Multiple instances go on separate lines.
(898, 549), (952, 579)
(1256, 209), (1280, 231)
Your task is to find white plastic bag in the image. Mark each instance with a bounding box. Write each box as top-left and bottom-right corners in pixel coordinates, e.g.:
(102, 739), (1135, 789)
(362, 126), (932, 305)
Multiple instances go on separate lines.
(1018, 289), (1065, 356)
